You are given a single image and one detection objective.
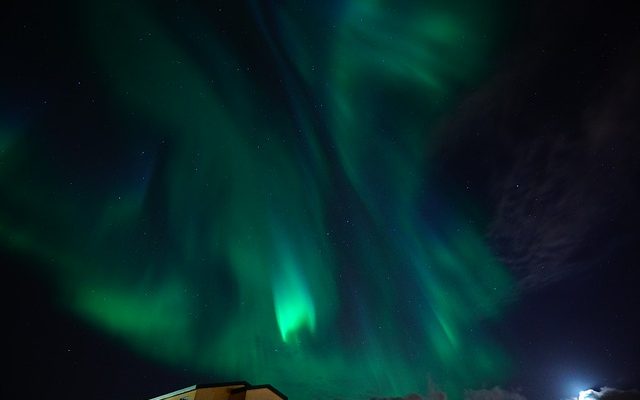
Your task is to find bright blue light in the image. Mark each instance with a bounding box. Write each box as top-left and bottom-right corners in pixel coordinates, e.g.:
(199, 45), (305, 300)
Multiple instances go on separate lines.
(565, 378), (595, 400)
(578, 389), (598, 400)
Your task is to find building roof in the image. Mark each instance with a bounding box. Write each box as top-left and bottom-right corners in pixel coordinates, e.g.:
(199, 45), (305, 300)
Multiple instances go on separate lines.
(147, 382), (286, 400)
(148, 382), (249, 400)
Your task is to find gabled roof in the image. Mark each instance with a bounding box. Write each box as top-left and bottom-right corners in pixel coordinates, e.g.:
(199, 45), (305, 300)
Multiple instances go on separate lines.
(148, 381), (250, 400)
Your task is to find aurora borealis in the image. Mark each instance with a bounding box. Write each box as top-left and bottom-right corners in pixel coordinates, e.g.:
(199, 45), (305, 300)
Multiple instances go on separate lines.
(3, 1), (640, 400)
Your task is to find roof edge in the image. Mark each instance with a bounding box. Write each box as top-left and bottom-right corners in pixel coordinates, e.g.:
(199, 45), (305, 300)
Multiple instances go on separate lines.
(148, 381), (250, 400)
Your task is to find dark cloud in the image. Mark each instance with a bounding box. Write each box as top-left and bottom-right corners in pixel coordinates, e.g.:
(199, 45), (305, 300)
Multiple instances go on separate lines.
(464, 387), (527, 400)
(487, 40), (640, 290)
(487, 136), (602, 289)
(436, 30), (640, 291)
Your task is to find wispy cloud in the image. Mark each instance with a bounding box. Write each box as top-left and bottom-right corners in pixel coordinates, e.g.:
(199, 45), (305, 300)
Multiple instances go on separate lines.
(572, 387), (640, 400)
(464, 386), (527, 400)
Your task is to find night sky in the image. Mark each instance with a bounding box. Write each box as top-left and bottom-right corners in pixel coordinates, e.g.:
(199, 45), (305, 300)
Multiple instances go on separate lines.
(1, 1), (639, 400)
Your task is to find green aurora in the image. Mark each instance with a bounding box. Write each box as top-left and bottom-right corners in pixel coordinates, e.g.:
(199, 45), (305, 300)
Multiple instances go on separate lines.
(0, 1), (514, 398)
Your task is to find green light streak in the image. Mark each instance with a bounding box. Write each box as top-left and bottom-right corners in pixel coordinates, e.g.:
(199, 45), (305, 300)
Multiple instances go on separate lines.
(0, 1), (513, 399)
(272, 239), (317, 343)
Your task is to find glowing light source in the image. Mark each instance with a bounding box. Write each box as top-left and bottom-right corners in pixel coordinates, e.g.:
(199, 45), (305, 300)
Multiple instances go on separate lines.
(579, 389), (598, 400)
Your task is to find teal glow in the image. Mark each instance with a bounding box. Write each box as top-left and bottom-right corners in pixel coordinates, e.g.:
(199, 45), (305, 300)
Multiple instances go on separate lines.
(273, 239), (317, 343)
(0, 1), (513, 399)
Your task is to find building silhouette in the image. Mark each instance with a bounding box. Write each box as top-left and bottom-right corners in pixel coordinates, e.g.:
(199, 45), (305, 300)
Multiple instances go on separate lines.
(148, 382), (287, 400)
